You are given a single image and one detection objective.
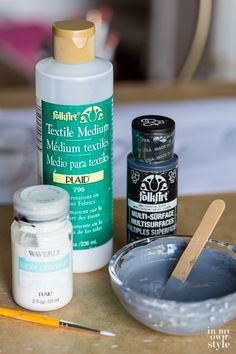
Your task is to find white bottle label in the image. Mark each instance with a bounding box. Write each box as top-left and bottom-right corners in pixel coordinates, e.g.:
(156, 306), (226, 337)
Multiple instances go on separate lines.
(18, 245), (70, 288)
(12, 242), (72, 309)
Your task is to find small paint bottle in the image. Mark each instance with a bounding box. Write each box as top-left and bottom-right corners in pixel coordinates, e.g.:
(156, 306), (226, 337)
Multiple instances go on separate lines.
(11, 185), (73, 311)
(127, 115), (178, 243)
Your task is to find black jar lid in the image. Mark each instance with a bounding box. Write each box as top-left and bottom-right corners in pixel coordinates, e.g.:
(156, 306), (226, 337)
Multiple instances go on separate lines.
(132, 115), (175, 134)
(132, 115), (175, 162)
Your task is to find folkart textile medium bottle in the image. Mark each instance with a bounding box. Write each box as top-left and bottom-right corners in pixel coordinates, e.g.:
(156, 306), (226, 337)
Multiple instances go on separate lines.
(127, 115), (178, 243)
(36, 20), (113, 272)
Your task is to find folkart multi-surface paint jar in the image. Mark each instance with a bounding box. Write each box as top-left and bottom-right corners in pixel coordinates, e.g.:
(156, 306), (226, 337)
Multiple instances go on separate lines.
(127, 115), (178, 243)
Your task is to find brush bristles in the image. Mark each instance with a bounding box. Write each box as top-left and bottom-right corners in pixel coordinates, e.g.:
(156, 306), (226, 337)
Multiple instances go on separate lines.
(100, 331), (116, 337)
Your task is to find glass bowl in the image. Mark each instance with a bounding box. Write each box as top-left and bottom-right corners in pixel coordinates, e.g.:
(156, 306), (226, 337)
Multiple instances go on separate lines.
(108, 235), (236, 335)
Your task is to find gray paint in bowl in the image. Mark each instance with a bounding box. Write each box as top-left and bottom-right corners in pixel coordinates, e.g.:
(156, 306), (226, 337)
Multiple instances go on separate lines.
(109, 236), (236, 335)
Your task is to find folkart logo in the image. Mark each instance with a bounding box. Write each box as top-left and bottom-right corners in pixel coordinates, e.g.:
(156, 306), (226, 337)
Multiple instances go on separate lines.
(139, 174), (168, 203)
(131, 169), (140, 184)
(52, 111), (77, 121)
(141, 118), (165, 127)
(80, 106), (104, 123)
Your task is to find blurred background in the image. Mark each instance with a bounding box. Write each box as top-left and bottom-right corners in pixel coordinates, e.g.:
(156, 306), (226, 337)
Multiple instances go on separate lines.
(1, 0), (236, 203)
(1, 0), (236, 85)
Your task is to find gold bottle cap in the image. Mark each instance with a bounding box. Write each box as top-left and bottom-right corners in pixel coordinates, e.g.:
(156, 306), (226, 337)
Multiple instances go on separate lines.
(52, 20), (95, 64)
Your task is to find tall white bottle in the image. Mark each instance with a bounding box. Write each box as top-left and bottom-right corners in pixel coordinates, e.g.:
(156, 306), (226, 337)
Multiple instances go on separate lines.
(36, 20), (113, 273)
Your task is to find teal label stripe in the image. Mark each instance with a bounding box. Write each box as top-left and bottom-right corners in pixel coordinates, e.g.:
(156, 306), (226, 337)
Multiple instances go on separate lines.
(41, 97), (113, 250)
(19, 255), (69, 273)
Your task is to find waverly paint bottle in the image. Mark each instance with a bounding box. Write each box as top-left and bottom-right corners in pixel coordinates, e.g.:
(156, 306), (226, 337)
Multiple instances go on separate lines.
(36, 20), (113, 272)
(11, 185), (73, 311)
(127, 115), (178, 243)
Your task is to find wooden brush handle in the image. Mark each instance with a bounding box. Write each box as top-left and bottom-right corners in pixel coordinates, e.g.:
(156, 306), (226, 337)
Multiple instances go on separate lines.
(0, 307), (59, 327)
(172, 199), (225, 282)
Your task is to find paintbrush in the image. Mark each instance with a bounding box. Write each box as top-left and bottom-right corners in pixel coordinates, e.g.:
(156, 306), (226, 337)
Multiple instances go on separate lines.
(0, 307), (115, 337)
(160, 199), (225, 300)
